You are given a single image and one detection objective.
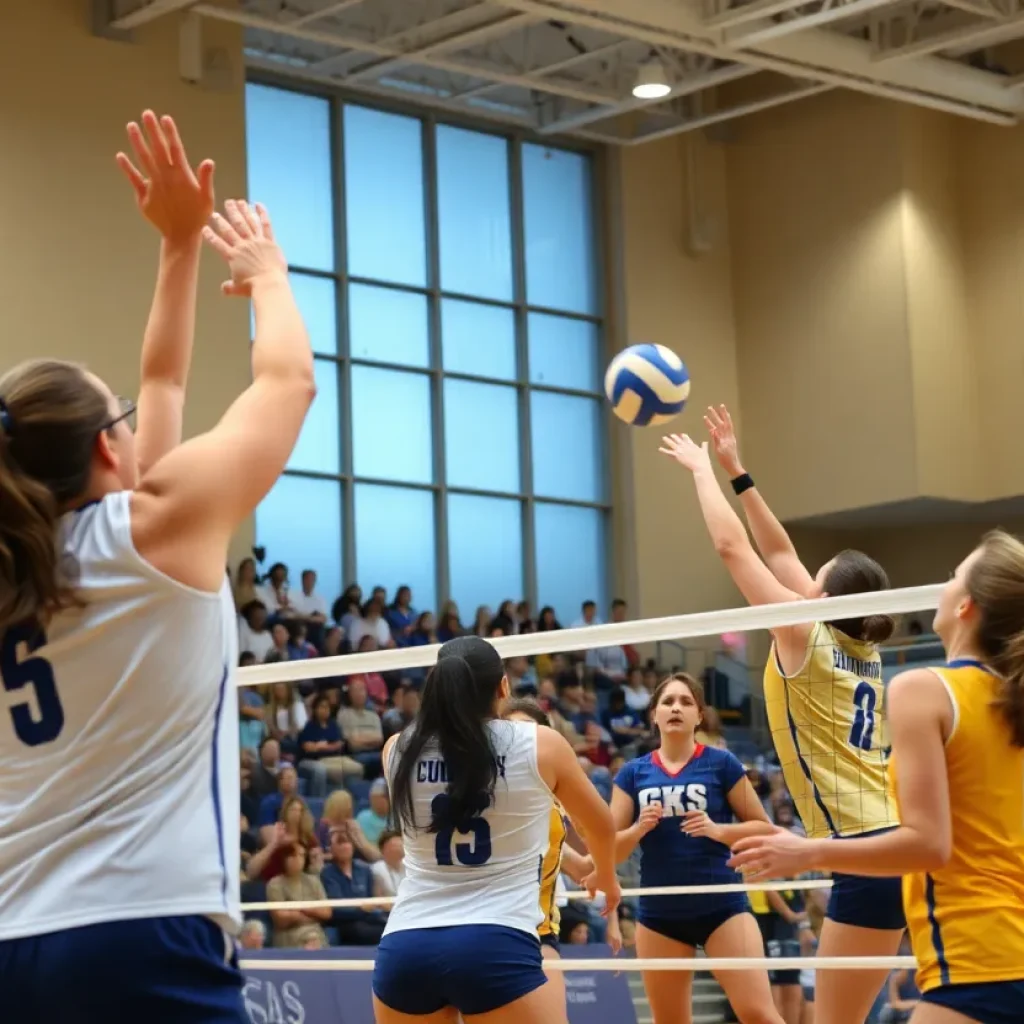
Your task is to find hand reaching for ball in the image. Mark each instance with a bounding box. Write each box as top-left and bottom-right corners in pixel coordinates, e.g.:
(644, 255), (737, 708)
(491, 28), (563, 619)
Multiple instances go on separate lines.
(659, 433), (713, 474)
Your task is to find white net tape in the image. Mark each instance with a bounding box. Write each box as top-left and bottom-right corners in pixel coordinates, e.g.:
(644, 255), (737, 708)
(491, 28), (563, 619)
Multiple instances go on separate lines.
(237, 584), (943, 688)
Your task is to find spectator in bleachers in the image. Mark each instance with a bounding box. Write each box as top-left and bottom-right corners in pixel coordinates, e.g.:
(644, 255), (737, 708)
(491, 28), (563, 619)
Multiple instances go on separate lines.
(234, 557), (268, 612)
(250, 797), (320, 882)
(267, 842), (331, 949)
(623, 666), (652, 713)
(581, 720), (613, 771)
(266, 682), (307, 760)
(517, 601), (536, 633)
(610, 599), (640, 668)
(572, 599), (601, 628)
(239, 600), (274, 663)
(355, 779), (390, 845)
(371, 830), (405, 899)
(239, 685), (268, 756)
(257, 764), (300, 839)
(385, 586), (416, 646)
(337, 678), (384, 776)
(298, 694), (364, 797)
(286, 621), (317, 660)
(407, 611), (437, 648)
(332, 585), (362, 638)
(262, 562), (297, 620)
(436, 601), (463, 642)
(348, 635), (391, 707)
(491, 599), (518, 635)
(381, 685), (420, 740)
(317, 790), (380, 863)
(291, 569), (328, 632)
(603, 687), (647, 756)
(321, 826), (386, 945)
(696, 705), (728, 749)
(349, 596), (395, 651)
(239, 920), (266, 950)
(268, 623), (291, 662)
(534, 608), (561, 679)
(322, 625), (345, 662)
(642, 664), (659, 696)
(506, 655), (537, 693)
(251, 737), (285, 801)
(470, 605), (492, 636)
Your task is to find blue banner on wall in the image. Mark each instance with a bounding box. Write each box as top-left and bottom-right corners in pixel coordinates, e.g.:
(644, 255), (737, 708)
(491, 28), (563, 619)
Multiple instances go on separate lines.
(242, 945), (637, 1024)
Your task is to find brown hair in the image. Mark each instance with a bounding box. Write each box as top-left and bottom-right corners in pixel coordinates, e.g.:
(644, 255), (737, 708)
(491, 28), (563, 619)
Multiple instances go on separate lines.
(966, 530), (1024, 747)
(377, 828), (402, 850)
(500, 696), (551, 727)
(823, 549), (896, 644)
(650, 673), (706, 721)
(0, 359), (111, 632)
(279, 795), (315, 844)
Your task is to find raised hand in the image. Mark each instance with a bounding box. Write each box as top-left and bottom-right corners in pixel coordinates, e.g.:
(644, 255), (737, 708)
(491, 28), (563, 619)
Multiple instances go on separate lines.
(202, 200), (288, 297)
(658, 433), (713, 474)
(727, 827), (816, 880)
(117, 111), (215, 244)
(704, 404), (743, 477)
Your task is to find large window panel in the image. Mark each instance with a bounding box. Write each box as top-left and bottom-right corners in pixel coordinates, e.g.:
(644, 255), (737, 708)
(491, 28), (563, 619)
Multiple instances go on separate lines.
(349, 284), (429, 368)
(448, 495), (522, 618)
(351, 366), (433, 484)
(344, 106), (427, 287)
(534, 504), (605, 625)
(355, 484), (436, 613)
(522, 144), (597, 316)
(287, 359), (340, 475)
(441, 300), (516, 381)
(245, 85), (334, 272)
(530, 392), (603, 503)
(257, 475), (343, 606)
(528, 313), (599, 392)
(291, 274), (338, 356)
(443, 379), (519, 493)
(436, 126), (513, 301)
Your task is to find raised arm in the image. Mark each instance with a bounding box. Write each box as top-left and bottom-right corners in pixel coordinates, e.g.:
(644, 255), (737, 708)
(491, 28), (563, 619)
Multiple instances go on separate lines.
(131, 201), (315, 592)
(117, 112), (215, 477)
(705, 405), (816, 596)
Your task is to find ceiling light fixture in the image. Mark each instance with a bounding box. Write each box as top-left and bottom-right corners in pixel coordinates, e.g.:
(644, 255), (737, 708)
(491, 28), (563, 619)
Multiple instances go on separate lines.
(633, 57), (671, 100)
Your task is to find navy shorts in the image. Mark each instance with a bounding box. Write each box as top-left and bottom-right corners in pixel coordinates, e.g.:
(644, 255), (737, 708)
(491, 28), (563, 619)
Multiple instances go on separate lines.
(373, 924), (546, 1016)
(0, 915), (245, 1024)
(540, 932), (561, 952)
(765, 938), (802, 986)
(640, 904), (748, 949)
(827, 872), (905, 930)
(923, 980), (1024, 1024)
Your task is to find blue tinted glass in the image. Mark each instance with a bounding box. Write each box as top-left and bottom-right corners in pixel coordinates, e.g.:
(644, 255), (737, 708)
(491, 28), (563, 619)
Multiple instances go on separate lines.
(257, 475), (343, 606)
(535, 504), (605, 625)
(528, 313), (599, 391)
(443, 380), (519, 493)
(440, 300), (516, 381)
(351, 366), (432, 483)
(448, 495), (522, 616)
(292, 274), (337, 356)
(355, 484), (436, 612)
(246, 84), (333, 271)
(436, 126), (513, 301)
(288, 360), (340, 474)
(522, 145), (597, 315)
(530, 392), (603, 502)
(349, 284), (429, 368)
(344, 106), (426, 286)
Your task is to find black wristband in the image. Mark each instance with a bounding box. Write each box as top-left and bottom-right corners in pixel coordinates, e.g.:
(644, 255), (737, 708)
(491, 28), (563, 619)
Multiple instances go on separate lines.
(731, 473), (754, 496)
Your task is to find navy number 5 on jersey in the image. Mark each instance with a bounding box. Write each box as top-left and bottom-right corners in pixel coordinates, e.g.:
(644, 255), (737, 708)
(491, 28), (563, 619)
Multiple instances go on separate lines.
(432, 794), (492, 866)
(1, 625), (64, 747)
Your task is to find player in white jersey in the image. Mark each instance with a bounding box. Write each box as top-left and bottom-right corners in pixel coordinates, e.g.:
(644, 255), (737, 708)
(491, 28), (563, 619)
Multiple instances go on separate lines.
(372, 636), (621, 1024)
(0, 112), (313, 1023)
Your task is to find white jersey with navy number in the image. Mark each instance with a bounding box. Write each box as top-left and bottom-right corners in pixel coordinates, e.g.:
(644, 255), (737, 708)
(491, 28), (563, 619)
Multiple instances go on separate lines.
(0, 491), (240, 940)
(383, 719), (552, 937)
(614, 745), (749, 920)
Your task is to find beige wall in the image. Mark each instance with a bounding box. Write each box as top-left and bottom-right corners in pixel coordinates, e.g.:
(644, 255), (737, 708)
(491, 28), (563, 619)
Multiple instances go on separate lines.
(0, 0), (253, 559)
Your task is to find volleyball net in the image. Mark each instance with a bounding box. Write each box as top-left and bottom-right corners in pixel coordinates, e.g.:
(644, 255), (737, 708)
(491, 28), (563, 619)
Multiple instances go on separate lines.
(239, 584), (943, 975)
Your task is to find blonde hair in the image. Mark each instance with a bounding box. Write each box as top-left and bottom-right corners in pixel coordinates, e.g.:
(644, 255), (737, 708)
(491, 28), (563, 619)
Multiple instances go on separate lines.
(323, 790), (354, 822)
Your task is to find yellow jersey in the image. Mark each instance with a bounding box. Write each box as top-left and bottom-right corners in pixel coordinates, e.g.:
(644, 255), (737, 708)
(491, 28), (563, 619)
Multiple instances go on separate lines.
(538, 804), (568, 938)
(896, 660), (1024, 992)
(764, 622), (898, 839)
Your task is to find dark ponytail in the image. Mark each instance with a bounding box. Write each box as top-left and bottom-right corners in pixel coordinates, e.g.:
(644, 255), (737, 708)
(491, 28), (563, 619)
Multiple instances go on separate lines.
(391, 635), (506, 834)
(823, 549), (896, 644)
(966, 531), (1024, 747)
(0, 359), (111, 632)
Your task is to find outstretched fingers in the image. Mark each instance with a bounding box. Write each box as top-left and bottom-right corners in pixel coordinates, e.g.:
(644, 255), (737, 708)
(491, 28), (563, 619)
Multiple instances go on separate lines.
(115, 152), (148, 202)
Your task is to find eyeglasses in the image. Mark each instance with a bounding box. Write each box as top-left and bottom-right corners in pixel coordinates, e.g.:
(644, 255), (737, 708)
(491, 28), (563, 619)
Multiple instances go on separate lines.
(103, 396), (136, 434)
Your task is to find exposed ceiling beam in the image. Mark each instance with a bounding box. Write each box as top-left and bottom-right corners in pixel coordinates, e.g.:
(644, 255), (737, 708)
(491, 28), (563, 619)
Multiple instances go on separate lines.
(345, 12), (539, 84)
(873, 9), (1024, 61)
(193, 3), (619, 104)
(538, 62), (759, 132)
(705, 0), (816, 31)
(111, 0), (196, 29)
(288, 0), (368, 28)
(937, 0), (1004, 17)
(725, 0), (896, 47)
(497, 0), (1021, 119)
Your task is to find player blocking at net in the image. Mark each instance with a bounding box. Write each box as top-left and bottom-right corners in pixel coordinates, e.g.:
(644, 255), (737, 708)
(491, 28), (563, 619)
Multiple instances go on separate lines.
(660, 407), (904, 1024)
(732, 530), (1024, 1024)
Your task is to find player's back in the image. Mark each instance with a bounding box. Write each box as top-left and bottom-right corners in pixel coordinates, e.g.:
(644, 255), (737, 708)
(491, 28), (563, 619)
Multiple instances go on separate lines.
(765, 621), (898, 838)
(0, 492), (240, 940)
(384, 718), (552, 937)
(900, 659), (1024, 991)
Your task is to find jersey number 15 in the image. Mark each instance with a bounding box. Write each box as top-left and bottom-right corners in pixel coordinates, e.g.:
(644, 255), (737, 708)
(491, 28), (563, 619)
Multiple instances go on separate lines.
(432, 794), (492, 867)
(1, 626), (64, 747)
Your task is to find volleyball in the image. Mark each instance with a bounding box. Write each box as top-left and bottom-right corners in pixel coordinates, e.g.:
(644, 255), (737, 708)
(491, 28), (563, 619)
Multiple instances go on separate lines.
(604, 344), (691, 427)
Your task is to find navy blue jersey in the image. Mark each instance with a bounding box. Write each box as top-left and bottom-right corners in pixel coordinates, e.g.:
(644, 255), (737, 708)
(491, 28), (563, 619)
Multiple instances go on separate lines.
(614, 745), (749, 920)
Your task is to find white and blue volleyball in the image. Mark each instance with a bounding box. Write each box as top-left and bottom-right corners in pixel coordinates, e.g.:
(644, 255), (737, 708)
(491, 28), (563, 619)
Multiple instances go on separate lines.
(604, 344), (690, 427)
